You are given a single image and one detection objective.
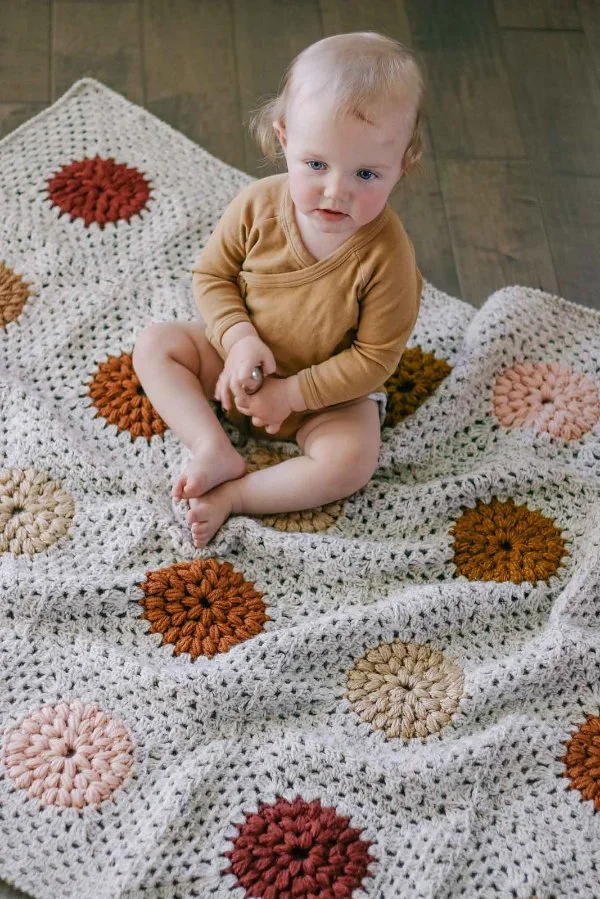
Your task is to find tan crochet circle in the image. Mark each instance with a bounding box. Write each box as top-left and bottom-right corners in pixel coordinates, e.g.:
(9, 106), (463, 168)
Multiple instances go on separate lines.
(0, 468), (75, 556)
(3, 699), (134, 809)
(245, 446), (344, 532)
(87, 351), (167, 442)
(0, 261), (31, 326)
(450, 496), (567, 584)
(346, 640), (465, 740)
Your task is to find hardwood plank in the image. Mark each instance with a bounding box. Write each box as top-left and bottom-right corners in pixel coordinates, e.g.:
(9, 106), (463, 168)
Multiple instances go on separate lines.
(233, 0), (321, 178)
(526, 173), (600, 309)
(502, 30), (600, 308)
(53, 0), (143, 103)
(319, 0), (412, 41)
(502, 31), (600, 175)
(0, 102), (46, 140)
(494, 0), (581, 30)
(405, 0), (525, 159)
(390, 122), (461, 301)
(580, 0), (600, 82)
(0, 0), (50, 103)
(438, 158), (559, 307)
(143, 0), (244, 171)
(0, 881), (30, 899)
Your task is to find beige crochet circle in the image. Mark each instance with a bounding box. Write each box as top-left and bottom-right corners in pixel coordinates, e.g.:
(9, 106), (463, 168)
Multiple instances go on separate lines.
(346, 640), (465, 740)
(245, 445), (344, 532)
(0, 468), (75, 556)
(0, 261), (31, 326)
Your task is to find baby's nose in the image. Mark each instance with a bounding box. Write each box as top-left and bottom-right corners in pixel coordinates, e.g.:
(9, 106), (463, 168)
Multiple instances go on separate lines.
(324, 172), (349, 200)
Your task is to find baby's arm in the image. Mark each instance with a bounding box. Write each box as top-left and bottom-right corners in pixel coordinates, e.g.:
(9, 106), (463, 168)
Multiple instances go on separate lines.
(192, 186), (256, 357)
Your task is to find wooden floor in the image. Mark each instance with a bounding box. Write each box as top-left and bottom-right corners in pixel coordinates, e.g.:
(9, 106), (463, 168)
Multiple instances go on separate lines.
(0, 0), (599, 313)
(0, 1), (598, 897)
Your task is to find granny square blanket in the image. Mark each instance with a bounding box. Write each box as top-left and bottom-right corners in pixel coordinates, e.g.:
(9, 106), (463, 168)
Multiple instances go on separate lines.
(0, 79), (599, 899)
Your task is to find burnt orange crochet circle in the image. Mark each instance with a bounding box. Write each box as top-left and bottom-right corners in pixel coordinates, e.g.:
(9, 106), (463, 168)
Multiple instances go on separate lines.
(87, 351), (167, 442)
(245, 446), (344, 532)
(384, 346), (452, 427)
(138, 558), (269, 659)
(47, 155), (151, 227)
(0, 261), (31, 326)
(562, 715), (600, 811)
(450, 497), (567, 584)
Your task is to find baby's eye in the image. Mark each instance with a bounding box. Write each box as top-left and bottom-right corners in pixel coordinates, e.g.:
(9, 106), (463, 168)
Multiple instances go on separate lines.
(307, 161), (326, 171)
(357, 169), (377, 181)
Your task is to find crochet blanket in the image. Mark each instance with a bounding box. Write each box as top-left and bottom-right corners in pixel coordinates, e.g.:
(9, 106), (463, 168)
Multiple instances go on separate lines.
(1, 79), (599, 899)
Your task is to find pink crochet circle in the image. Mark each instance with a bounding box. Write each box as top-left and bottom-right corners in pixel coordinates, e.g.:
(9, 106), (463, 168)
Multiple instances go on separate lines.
(492, 361), (600, 441)
(3, 699), (134, 809)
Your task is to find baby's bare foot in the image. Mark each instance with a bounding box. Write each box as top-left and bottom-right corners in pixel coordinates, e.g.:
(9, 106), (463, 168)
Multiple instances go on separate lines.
(187, 483), (236, 547)
(173, 438), (246, 501)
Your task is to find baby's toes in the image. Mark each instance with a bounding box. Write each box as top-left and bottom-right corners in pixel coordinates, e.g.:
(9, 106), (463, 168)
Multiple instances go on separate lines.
(187, 497), (206, 525)
(173, 476), (186, 500)
(191, 521), (209, 548)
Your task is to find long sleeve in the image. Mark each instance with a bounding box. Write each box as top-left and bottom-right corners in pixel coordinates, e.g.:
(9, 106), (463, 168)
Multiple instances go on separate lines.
(296, 245), (422, 410)
(191, 188), (253, 358)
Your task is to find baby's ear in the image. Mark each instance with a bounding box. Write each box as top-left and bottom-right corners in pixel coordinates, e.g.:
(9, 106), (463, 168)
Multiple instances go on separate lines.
(273, 119), (287, 149)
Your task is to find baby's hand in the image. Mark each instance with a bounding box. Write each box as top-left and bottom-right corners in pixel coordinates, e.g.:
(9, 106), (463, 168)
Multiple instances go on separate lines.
(234, 377), (293, 434)
(215, 336), (276, 412)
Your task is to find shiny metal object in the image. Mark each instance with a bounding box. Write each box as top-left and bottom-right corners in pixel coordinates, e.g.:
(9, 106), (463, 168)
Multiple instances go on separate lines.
(243, 365), (264, 395)
(238, 365), (264, 447)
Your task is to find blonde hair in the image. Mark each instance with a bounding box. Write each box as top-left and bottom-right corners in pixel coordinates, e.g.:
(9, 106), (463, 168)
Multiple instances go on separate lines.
(248, 32), (427, 181)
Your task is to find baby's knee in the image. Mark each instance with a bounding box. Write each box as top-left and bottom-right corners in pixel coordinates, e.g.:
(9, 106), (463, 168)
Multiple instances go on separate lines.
(133, 322), (168, 365)
(133, 322), (187, 372)
(326, 439), (379, 494)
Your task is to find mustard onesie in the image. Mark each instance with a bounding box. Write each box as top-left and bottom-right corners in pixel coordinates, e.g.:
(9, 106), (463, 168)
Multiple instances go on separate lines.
(192, 173), (423, 441)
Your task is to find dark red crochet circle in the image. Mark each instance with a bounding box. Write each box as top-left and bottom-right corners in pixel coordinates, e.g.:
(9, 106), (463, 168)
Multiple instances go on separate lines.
(47, 155), (151, 227)
(223, 795), (376, 898)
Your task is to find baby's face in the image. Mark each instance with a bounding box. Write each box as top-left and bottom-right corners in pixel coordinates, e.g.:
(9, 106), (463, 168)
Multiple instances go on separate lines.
(274, 97), (413, 239)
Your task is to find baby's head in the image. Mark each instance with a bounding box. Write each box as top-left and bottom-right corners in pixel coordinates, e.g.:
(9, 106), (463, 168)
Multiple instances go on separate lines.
(249, 32), (426, 236)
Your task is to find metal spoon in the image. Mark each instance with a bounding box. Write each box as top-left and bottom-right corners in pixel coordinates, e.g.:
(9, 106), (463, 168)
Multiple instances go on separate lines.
(243, 365), (264, 395)
(238, 365), (264, 446)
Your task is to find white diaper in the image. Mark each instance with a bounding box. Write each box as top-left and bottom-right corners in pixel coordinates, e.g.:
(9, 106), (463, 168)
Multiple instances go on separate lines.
(367, 391), (387, 427)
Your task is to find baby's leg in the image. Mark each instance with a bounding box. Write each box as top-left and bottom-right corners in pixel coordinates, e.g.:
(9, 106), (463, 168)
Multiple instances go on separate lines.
(132, 322), (246, 499)
(187, 398), (380, 547)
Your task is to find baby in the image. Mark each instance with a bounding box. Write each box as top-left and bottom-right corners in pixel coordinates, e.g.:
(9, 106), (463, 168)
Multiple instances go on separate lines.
(133, 31), (426, 548)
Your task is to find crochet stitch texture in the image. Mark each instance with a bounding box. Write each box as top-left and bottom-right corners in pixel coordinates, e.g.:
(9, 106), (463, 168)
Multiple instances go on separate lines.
(0, 79), (599, 899)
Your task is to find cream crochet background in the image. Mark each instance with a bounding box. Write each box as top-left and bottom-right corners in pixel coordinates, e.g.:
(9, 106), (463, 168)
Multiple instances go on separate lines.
(0, 79), (599, 899)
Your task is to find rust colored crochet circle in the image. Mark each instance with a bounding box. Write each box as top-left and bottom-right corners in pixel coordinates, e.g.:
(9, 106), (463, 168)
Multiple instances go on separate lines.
(87, 351), (167, 442)
(3, 699), (134, 809)
(450, 496), (567, 584)
(223, 795), (376, 897)
(0, 261), (31, 326)
(138, 558), (269, 660)
(383, 346), (452, 427)
(244, 445), (345, 532)
(562, 715), (600, 811)
(492, 360), (600, 441)
(47, 155), (151, 227)
(346, 640), (465, 740)
(0, 467), (75, 556)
